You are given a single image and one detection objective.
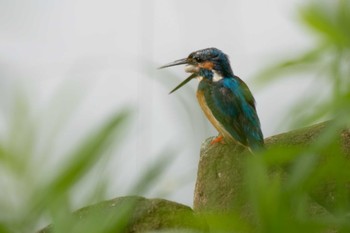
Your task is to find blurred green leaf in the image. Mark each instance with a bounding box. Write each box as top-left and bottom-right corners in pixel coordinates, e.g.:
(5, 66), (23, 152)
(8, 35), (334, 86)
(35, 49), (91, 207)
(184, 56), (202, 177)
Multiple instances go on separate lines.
(40, 110), (129, 201)
(129, 151), (174, 195)
(256, 45), (327, 86)
(300, 1), (350, 47)
(204, 213), (252, 233)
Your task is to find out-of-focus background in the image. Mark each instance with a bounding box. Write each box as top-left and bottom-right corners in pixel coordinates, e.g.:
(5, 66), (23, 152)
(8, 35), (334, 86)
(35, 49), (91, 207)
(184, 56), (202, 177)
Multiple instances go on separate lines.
(0, 0), (317, 217)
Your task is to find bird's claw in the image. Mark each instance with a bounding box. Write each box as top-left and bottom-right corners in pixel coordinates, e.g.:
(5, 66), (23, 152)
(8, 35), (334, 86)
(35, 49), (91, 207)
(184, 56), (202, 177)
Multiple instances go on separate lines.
(210, 135), (225, 145)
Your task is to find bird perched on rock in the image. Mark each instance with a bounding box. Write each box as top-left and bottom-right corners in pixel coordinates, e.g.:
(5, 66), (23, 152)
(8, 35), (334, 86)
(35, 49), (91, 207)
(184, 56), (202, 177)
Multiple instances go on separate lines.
(159, 48), (264, 152)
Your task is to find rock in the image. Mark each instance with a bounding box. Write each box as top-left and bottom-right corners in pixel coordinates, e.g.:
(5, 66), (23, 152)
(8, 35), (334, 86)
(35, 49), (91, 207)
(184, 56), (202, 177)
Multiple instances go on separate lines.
(39, 196), (207, 233)
(193, 121), (350, 213)
(194, 137), (247, 212)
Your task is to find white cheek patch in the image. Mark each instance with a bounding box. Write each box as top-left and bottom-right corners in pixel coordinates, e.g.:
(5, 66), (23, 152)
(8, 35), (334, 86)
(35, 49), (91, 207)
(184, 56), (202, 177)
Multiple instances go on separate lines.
(197, 76), (203, 81)
(212, 70), (223, 82)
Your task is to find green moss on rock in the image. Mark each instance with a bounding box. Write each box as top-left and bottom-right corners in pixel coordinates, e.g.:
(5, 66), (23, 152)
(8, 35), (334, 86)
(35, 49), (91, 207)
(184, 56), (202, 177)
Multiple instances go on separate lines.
(194, 121), (350, 214)
(39, 196), (207, 233)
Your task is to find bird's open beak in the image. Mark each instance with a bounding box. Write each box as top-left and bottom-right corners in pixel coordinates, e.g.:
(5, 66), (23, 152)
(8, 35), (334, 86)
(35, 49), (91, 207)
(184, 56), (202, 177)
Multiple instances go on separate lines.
(168, 73), (197, 94)
(158, 58), (188, 69)
(159, 58), (197, 94)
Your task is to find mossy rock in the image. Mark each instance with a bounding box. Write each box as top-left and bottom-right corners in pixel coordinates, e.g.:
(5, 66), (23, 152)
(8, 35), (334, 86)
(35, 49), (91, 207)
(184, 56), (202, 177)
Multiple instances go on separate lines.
(194, 121), (350, 213)
(39, 196), (207, 233)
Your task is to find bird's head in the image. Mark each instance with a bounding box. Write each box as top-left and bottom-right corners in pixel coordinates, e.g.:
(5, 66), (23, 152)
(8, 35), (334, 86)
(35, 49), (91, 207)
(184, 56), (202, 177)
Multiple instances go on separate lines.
(159, 48), (233, 93)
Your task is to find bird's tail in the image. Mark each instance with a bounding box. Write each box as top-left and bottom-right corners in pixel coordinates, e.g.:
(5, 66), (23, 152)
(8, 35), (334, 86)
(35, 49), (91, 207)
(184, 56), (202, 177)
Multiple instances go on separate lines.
(248, 140), (265, 154)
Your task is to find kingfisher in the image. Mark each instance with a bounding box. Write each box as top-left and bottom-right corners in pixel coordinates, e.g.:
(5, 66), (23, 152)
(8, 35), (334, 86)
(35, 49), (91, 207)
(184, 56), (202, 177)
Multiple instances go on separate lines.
(159, 48), (264, 152)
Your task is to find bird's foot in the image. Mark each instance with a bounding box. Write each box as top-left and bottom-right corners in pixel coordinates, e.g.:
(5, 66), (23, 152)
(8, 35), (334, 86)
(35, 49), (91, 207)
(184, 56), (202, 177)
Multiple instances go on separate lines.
(210, 135), (225, 145)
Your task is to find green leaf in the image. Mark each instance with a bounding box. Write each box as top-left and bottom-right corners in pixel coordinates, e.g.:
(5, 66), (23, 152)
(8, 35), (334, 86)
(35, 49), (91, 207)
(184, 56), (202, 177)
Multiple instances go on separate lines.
(32, 110), (130, 213)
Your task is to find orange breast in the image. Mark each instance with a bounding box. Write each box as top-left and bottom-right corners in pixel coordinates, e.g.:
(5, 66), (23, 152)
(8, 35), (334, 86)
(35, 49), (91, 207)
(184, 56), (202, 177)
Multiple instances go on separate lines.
(196, 90), (234, 141)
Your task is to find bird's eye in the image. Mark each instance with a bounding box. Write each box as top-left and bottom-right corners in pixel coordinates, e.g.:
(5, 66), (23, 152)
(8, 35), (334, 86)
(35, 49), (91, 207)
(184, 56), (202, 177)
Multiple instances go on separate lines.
(194, 57), (202, 63)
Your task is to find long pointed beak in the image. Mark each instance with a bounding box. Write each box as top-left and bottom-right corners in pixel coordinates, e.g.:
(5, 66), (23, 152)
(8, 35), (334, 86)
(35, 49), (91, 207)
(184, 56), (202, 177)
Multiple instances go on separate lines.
(158, 58), (188, 69)
(169, 73), (197, 94)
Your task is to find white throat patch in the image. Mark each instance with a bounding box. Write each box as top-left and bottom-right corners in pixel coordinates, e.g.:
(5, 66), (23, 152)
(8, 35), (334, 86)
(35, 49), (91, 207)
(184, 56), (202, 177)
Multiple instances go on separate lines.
(195, 71), (222, 82)
(196, 76), (203, 81)
(212, 70), (223, 82)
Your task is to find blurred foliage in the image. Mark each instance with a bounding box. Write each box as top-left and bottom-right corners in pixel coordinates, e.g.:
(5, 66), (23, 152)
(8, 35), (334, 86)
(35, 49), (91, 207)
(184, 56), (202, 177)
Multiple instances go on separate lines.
(259, 0), (350, 128)
(231, 1), (350, 233)
(1, 1), (350, 233)
(0, 95), (132, 233)
(0, 94), (179, 233)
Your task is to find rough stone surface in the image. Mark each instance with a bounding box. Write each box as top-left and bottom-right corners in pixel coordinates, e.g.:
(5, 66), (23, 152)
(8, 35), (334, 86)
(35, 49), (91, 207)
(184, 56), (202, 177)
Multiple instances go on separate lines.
(194, 137), (247, 212)
(39, 196), (207, 233)
(264, 121), (329, 147)
(194, 121), (350, 213)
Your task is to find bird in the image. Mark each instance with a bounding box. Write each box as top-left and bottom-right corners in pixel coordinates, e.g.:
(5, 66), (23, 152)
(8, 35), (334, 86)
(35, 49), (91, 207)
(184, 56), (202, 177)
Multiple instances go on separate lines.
(159, 47), (264, 152)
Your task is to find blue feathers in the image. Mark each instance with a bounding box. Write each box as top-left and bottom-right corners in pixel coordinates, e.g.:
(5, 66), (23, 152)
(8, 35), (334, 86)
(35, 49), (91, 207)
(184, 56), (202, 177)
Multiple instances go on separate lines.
(199, 69), (213, 80)
(198, 75), (264, 151)
(160, 47), (264, 152)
